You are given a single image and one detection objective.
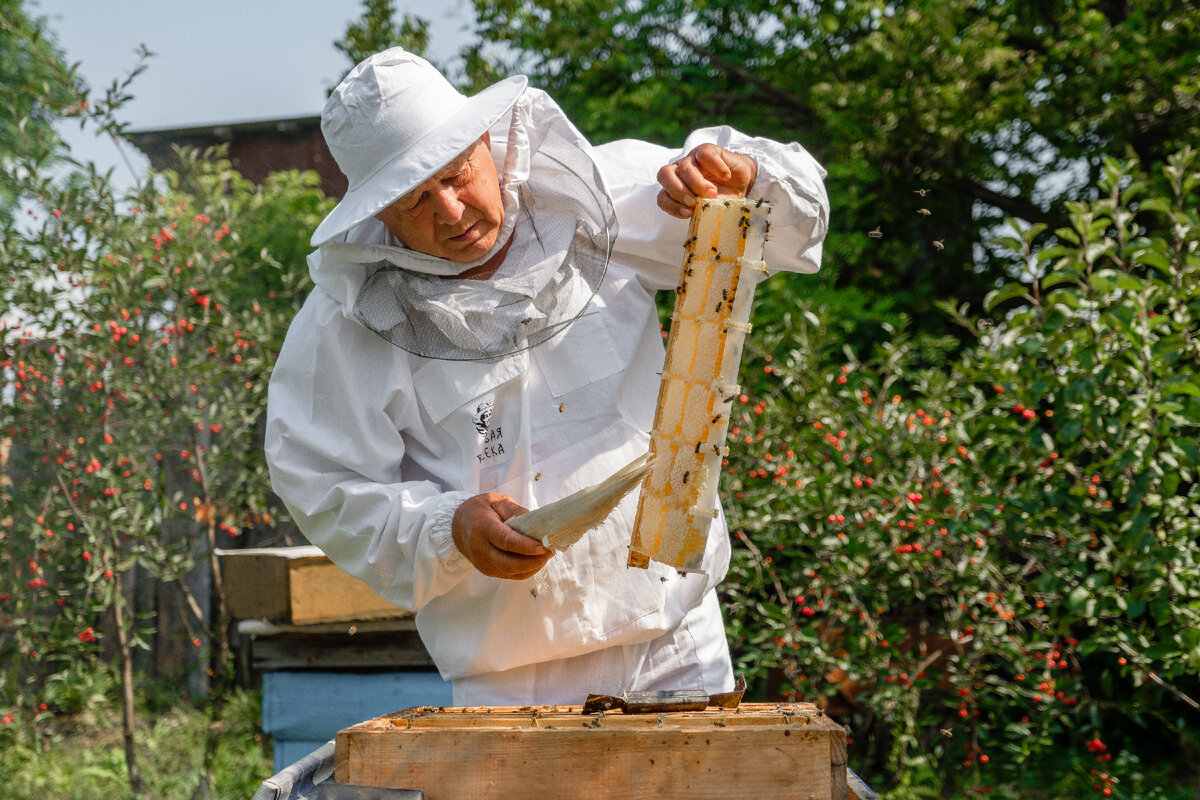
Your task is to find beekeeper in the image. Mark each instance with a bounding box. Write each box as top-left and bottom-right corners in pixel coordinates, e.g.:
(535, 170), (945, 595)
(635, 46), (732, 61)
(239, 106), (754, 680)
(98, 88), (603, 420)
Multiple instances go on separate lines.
(265, 47), (828, 705)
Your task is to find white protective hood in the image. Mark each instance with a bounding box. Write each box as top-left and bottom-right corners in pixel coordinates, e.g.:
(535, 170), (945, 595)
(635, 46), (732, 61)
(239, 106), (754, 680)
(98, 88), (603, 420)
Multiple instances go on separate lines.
(307, 88), (615, 361)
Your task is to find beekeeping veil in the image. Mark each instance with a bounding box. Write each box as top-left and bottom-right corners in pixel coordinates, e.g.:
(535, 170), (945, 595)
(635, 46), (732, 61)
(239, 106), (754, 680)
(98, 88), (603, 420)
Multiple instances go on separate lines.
(312, 47), (615, 361)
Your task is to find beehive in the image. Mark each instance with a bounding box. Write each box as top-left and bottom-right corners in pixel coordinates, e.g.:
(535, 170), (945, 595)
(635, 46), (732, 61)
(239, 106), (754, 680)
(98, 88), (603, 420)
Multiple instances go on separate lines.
(334, 702), (847, 800)
(628, 198), (771, 571)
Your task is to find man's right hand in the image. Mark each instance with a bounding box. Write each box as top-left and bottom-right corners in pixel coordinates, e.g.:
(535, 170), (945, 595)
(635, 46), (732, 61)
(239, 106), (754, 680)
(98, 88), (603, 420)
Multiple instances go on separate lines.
(451, 493), (553, 580)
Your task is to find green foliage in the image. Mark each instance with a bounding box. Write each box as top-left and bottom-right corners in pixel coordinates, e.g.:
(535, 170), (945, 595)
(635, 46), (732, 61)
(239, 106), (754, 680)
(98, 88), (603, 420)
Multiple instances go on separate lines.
(0, 138), (331, 695)
(0, 15), (334, 790)
(332, 0), (432, 83)
(469, 0), (1200, 328)
(0, 3), (80, 217)
(721, 150), (1200, 796)
(0, 669), (272, 800)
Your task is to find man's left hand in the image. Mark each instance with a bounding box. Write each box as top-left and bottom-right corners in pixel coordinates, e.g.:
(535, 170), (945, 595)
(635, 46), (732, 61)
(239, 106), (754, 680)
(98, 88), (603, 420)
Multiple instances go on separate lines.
(656, 144), (758, 219)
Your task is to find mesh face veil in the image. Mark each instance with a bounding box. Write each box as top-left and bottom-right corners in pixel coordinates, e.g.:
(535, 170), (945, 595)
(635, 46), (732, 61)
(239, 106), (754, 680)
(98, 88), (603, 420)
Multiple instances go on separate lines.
(351, 104), (615, 362)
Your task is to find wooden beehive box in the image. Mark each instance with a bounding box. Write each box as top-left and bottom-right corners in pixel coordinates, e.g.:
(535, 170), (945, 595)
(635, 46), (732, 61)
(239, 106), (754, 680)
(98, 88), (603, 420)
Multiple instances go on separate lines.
(335, 703), (848, 800)
(218, 546), (408, 625)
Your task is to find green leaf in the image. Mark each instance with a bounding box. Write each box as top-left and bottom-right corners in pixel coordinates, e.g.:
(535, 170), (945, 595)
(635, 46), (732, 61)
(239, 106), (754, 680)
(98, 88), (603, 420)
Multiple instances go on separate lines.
(1040, 270), (1080, 290)
(984, 283), (1031, 312)
(1162, 379), (1200, 397)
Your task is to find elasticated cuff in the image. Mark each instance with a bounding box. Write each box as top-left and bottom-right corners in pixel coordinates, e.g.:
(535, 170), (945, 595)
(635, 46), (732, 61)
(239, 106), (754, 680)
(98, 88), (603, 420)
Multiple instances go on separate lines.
(430, 490), (476, 572)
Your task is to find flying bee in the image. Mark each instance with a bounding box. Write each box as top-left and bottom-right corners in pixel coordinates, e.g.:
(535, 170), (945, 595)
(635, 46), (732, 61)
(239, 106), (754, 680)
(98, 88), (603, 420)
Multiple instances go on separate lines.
(914, 188), (930, 197)
(868, 226), (883, 239)
(933, 240), (945, 251)
(917, 208), (932, 216)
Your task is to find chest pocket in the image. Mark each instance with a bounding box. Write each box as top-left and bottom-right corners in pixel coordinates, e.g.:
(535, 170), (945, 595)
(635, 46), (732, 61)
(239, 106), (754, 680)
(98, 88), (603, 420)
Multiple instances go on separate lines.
(532, 309), (622, 397)
(412, 355), (526, 491)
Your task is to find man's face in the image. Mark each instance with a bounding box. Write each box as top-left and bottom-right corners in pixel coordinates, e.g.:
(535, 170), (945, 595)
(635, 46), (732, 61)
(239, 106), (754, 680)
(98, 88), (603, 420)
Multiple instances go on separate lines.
(375, 135), (505, 264)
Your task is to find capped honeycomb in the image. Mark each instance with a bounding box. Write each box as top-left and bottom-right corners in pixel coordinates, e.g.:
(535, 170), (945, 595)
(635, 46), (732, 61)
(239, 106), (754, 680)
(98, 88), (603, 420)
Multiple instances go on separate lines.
(628, 198), (771, 572)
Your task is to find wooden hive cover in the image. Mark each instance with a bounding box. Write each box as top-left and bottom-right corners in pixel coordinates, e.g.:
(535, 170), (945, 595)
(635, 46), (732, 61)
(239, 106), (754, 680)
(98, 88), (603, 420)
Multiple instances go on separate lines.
(218, 546), (408, 625)
(335, 702), (847, 800)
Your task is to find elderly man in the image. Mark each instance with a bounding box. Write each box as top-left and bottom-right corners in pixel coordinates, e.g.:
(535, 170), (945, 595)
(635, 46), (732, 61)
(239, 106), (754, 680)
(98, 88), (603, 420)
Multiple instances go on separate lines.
(265, 48), (828, 705)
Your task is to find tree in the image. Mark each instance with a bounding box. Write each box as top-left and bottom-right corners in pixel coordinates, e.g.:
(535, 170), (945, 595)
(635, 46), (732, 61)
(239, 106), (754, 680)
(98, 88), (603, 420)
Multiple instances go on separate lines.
(720, 148), (1200, 795)
(332, 0), (433, 83)
(0, 1), (79, 218)
(1, 8), (333, 795)
(468, 0), (1200, 332)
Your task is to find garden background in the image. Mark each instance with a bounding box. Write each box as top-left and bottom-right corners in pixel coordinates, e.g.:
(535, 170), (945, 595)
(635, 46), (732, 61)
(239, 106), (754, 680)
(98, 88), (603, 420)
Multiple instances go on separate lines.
(2, 1), (1198, 798)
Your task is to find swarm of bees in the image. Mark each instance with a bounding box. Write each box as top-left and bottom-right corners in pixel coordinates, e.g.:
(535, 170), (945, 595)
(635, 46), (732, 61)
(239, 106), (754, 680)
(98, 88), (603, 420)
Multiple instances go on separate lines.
(866, 186), (943, 252)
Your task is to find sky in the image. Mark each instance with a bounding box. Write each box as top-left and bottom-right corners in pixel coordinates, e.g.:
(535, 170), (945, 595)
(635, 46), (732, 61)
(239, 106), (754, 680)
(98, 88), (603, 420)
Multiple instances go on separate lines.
(28, 0), (478, 184)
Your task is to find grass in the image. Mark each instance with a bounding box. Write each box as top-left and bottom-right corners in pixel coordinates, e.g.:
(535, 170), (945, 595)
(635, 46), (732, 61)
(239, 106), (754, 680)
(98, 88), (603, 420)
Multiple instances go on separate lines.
(0, 686), (273, 800)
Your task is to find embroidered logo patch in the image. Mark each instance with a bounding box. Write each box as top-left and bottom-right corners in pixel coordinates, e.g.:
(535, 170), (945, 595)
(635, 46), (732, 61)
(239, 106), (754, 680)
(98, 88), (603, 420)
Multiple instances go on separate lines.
(472, 400), (493, 435)
(473, 400), (505, 463)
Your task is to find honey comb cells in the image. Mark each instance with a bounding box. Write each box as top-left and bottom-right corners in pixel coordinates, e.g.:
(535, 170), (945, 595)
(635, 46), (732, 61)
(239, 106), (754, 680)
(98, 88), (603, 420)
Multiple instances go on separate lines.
(629, 198), (771, 572)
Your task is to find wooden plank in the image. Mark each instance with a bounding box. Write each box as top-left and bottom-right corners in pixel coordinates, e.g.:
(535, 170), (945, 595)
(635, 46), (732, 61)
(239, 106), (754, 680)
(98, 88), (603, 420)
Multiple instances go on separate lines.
(830, 730), (848, 800)
(336, 703), (846, 800)
(286, 558), (403, 625)
(218, 546), (410, 625)
(221, 547), (291, 622)
(251, 629), (436, 671)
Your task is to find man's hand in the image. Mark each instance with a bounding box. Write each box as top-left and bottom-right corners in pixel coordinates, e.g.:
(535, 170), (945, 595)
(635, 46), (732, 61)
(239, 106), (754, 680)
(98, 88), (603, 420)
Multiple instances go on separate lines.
(657, 144), (758, 219)
(452, 493), (553, 580)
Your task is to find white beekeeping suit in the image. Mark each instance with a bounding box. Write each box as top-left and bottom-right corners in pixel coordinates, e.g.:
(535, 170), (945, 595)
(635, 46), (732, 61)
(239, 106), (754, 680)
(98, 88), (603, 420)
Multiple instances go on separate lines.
(265, 48), (828, 705)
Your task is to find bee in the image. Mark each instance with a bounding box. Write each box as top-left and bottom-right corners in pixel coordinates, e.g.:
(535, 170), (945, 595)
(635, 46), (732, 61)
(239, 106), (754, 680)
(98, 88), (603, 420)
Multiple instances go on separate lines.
(755, 197), (765, 208)
(868, 226), (883, 239)
(914, 188), (930, 197)
(711, 414), (723, 423)
(521, 317), (532, 324)
(682, 470), (690, 484)
(558, 403), (565, 412)
(715, 301), (724, 313)
(348, 625), (358, 635)
(917, 208), (932, 216)
(695, 441), (703, 454)
(534, 472), (542, 481)
(933, 240), (945, 251)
